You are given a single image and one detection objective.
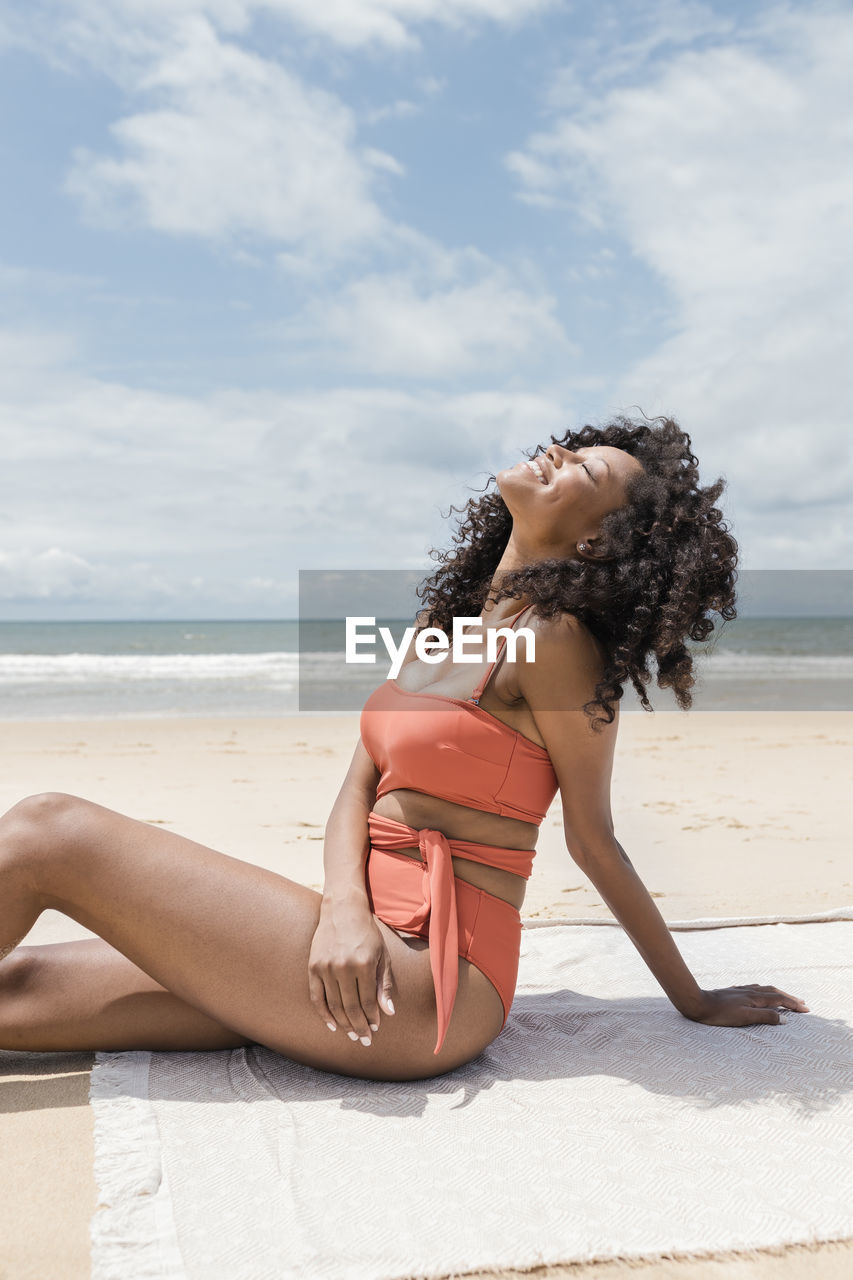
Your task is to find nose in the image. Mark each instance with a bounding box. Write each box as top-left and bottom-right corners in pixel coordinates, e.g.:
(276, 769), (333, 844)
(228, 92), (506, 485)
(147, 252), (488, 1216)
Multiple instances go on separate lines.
(545, 444), (575, 468)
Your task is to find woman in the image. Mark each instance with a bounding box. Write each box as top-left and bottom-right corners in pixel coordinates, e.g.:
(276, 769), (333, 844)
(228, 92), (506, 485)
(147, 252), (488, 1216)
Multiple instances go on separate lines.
(0, 415), (808, 1080)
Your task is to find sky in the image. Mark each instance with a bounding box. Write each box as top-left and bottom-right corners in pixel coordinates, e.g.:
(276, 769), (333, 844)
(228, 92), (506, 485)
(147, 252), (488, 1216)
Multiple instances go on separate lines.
(1, 0), (851, 620)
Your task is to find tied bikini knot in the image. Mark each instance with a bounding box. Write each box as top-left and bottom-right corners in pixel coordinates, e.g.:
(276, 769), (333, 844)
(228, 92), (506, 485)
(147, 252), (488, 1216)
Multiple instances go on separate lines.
(418, 827), (460, 1055)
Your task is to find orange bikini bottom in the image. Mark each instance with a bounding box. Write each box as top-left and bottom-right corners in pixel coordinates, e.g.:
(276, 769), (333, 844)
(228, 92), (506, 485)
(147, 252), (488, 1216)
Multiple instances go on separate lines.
(364, 812), (523, 1056)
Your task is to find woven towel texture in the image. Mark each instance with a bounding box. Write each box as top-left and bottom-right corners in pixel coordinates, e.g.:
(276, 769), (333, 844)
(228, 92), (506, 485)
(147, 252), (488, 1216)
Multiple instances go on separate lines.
(90, 916), (853, 1280)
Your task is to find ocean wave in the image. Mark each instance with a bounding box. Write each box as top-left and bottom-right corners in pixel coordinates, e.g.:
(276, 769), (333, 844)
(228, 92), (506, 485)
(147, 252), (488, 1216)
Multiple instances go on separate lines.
(0, 651), (299, 684)
(700, 650), (853, 676)
(2, 648), (853, 683)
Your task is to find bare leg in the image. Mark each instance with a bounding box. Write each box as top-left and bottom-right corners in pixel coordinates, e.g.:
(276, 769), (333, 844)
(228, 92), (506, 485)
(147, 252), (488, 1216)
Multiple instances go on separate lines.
(0, 939), (254, 1051)
(0, 794), (504, 1079)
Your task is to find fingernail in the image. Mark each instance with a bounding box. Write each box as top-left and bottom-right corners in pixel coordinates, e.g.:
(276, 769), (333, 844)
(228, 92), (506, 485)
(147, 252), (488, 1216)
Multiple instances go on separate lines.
(347, 1031), (358, 1041)
(369, 1023), (379, 1032)
(326, 1022), (337, 1032)
(360, 1036), (371, 1047)
(387, 998), (395, 1015)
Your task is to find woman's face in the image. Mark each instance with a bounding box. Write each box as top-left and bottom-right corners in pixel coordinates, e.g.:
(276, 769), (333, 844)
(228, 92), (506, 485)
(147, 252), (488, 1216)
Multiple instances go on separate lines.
(496, 443), (645, 560)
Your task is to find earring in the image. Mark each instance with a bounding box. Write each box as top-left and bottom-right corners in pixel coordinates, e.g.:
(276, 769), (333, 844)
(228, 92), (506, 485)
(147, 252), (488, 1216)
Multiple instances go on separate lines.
(578, 542), (588, 552)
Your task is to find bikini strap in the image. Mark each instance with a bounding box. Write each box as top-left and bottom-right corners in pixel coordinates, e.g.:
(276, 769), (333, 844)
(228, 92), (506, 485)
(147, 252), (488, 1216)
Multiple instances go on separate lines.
(469, 606), (534, 705)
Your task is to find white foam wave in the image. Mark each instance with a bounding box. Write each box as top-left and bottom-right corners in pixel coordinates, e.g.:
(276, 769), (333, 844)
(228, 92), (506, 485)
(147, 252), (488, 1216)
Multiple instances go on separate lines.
(701, 650), (853, 676)
(0, 651), (299, 684)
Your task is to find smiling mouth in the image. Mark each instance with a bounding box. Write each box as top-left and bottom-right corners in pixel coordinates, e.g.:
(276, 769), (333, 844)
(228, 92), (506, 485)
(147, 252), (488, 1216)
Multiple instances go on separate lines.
(524, 458), (548, 485)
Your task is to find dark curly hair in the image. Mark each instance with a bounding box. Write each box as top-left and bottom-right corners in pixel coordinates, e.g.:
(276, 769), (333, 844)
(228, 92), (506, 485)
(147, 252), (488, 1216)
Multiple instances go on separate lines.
(416, 413), (739, 731)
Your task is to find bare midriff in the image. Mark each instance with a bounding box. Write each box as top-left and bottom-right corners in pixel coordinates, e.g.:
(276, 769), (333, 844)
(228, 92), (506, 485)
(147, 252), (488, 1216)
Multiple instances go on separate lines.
(370, 788), (535, 911)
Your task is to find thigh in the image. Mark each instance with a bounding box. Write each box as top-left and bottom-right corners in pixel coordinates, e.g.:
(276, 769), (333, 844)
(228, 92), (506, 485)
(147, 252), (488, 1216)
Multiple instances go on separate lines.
(14, 794), (500, 1079)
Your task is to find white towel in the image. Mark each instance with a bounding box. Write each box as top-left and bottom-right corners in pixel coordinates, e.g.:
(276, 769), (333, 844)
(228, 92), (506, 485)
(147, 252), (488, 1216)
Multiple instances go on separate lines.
(90, 912), (853, 1280)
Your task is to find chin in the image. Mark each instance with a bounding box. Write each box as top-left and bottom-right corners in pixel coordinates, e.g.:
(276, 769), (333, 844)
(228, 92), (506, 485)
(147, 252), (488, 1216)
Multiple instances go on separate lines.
(495, 462), (521, 489)
(494, 467), (523, 515)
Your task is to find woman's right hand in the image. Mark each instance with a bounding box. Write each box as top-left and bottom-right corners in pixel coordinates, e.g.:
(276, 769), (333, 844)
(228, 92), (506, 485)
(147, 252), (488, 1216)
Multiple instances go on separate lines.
(684, 983), (809, 1026)
(308, 898), (396, 1046)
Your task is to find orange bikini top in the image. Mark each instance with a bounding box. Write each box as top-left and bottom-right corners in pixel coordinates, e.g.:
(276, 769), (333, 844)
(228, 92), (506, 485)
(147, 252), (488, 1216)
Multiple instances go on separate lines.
(359, 606), (559, 837)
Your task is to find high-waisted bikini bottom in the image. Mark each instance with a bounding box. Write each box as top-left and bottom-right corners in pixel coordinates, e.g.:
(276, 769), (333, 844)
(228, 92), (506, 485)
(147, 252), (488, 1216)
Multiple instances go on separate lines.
(364, 811), (524, 1056)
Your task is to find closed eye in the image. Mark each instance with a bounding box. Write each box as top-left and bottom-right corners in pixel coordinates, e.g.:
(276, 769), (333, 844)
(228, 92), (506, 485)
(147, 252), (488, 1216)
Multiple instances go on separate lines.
(582, 463), (594, 481)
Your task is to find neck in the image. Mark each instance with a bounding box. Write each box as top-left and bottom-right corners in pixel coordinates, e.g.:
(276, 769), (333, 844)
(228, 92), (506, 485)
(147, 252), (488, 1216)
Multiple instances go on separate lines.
(483, 545), (533, 618)
(483, 530), (576, 615)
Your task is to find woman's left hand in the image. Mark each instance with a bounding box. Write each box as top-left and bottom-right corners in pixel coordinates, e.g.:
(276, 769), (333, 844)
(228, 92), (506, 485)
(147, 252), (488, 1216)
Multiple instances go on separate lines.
(684, 984), (810, 1026)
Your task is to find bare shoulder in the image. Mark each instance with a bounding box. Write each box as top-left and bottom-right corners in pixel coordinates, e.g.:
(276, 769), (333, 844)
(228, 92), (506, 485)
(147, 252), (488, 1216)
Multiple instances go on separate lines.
(515, 609), (608, 712)
(529, 609), (606, 659)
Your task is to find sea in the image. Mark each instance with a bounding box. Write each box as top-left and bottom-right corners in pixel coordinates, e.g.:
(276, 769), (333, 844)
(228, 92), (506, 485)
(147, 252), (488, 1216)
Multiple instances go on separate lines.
(1, 617), (853, 720)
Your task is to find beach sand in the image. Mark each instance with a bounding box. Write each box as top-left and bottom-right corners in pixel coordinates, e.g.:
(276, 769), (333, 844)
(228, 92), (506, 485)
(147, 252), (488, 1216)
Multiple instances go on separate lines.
(0, 710), (850, 1279)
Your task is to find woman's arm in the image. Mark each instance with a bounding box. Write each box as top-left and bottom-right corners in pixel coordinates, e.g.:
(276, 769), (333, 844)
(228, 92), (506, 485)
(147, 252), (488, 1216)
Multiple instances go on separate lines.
(568, 837), (704, 1016)
(308, 740), (397, 1041)
(564, 835), (807, 1025)
(319, 739), (380, 911)
(518, 613), (808, 1026)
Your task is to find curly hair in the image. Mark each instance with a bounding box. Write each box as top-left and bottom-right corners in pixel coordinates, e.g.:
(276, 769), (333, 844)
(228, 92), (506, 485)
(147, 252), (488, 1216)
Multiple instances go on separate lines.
(416, 413), (739, 731)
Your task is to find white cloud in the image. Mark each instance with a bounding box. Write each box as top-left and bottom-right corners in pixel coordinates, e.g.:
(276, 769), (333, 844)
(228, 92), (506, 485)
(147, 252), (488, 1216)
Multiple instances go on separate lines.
(0, 546), (180, 604)
(507, 5), (853, 567)
(364, 99), (421, 125)
(280, 265), (575, 377)
(542, 0), (735, 114)
(63, 15), (395, 258)
(5, 0), (561, 67)
(9, 1), (564, 293)
(0, 327), (571, 610)
(0, 327), (82, 401)
(250, 0), (562, 50)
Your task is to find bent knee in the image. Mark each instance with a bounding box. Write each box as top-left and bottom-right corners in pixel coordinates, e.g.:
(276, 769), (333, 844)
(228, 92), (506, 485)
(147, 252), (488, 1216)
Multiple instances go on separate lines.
(4, 791), (82, 828)
(0, 793), (91, 877)
(2, 791), (87, 838)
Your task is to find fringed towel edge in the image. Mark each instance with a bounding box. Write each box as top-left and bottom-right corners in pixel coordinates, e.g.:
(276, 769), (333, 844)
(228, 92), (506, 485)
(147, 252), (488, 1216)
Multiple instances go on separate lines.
(522, 904), (853, 929)
(89, 1050), (185, 1280)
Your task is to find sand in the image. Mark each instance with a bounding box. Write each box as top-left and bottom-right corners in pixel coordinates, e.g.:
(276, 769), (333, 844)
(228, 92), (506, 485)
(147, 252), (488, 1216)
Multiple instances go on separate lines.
(0, 709), (851, 1279)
